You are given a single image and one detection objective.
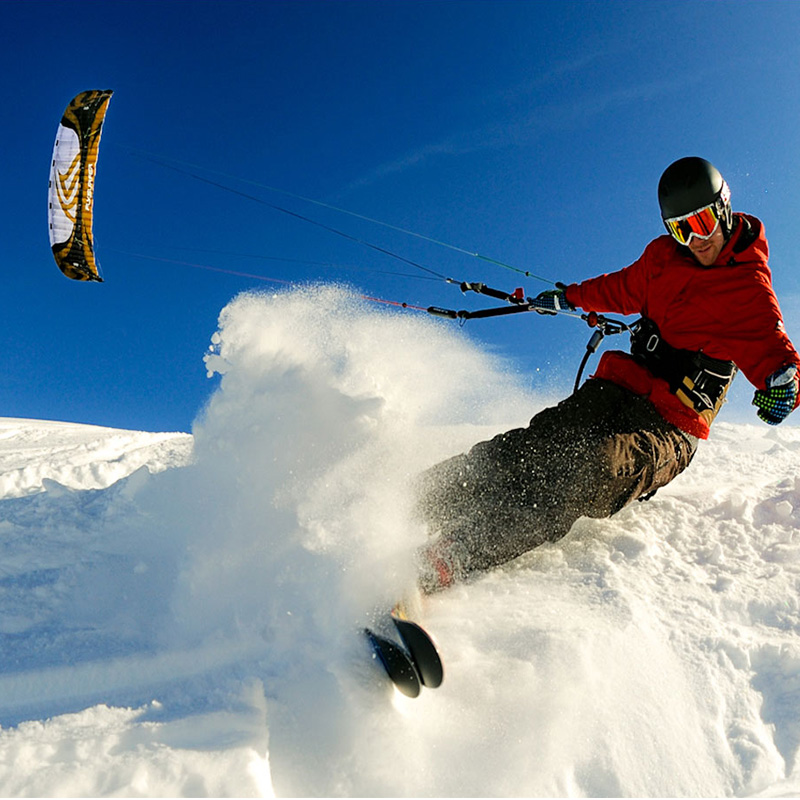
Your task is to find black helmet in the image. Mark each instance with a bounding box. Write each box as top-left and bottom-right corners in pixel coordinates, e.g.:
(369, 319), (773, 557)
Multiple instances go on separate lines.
(658, 157), (733, 238)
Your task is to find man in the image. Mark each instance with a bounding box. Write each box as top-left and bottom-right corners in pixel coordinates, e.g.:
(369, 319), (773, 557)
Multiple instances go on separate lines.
(415, 157), (800, 593)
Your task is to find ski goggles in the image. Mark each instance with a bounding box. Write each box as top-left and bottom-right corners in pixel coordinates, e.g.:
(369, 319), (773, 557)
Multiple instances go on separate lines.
(663, 203), (721, 246)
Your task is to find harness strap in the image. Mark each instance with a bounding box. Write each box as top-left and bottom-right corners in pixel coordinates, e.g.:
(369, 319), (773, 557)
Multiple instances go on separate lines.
(629, 318), (737, 423)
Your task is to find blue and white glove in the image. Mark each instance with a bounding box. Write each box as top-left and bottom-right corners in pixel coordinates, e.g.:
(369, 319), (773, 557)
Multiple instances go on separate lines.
(532, 283), (574, 315)
(753, 365), (800, 425)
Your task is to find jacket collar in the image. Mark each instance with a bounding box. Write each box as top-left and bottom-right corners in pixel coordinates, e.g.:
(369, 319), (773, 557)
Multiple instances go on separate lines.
(716, 213), (768, 266)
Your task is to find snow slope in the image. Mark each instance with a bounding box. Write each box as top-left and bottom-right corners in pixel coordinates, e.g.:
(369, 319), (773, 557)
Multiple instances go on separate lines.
(1, 285), (800, 797)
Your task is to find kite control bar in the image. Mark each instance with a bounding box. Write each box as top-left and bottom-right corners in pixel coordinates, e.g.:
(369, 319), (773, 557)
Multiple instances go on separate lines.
(426, 282), (631, 334)
(426, 281), (535, 320)
(424, 280), (633, 391)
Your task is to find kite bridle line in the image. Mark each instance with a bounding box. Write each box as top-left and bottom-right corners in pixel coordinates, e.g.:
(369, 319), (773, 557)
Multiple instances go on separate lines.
(109, 248), (435, 312)
(123, 148), (633, 372)
(125, 147), (555, 286)
(123, 149), (598, 320)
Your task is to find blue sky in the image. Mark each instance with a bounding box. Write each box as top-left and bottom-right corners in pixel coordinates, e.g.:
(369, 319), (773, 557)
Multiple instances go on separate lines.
(4, 0), (800, 432)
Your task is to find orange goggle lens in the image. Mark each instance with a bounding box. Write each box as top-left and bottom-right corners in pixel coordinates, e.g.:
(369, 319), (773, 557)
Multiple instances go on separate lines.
(664, 204), (720, 245)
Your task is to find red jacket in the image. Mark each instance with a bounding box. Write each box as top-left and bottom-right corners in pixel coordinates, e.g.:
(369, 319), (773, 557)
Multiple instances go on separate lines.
(565, 214), (800, 439)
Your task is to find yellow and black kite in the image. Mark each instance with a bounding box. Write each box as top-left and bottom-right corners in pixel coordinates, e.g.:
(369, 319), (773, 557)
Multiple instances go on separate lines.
(48, 90), (113, 281)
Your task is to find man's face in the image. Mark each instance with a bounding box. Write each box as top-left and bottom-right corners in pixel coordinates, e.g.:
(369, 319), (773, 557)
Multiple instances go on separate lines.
(688, 225), (725, 267)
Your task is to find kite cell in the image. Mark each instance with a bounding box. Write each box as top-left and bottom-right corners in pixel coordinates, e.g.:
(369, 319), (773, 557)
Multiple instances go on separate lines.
(48, 90), (113, 281)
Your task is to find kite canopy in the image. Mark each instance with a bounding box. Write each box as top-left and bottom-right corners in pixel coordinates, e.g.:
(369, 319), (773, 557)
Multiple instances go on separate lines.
(48, 90), (113, 282)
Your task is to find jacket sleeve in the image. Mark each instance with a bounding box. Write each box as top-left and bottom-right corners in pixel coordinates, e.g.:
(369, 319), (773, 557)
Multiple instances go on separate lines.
(720, 271), (800, 389)
(564, 245), (652, 315)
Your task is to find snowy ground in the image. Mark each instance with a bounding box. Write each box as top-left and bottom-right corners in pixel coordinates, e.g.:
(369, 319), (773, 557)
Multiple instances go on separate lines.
(2, 286), (800, 796)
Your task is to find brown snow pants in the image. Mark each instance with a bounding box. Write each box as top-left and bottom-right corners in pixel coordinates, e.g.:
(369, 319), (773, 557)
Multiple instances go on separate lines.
(414, 378), (697, 591)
